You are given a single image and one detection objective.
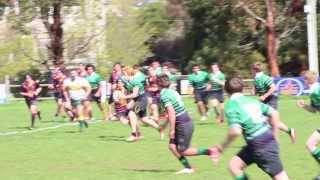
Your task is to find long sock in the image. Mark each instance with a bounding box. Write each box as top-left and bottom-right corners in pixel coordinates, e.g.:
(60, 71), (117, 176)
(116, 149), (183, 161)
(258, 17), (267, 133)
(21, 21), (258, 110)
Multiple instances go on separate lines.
(31, 113), (36, 128)
(312, 148), (320, 164)
(179, 156), (191, 169)
(37, 111), (41, 120)
(79, 121), (84, 131)
(235, 174), (249, 180)
(197, 148), (210, 155)
(84, 120), (89, 128)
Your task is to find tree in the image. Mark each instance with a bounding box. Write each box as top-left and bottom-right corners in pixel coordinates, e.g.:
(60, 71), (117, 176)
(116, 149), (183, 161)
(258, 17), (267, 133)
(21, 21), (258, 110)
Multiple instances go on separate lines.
(179, 0), (306, 76)
(235, 0), (304, 76)
(97, 0), (159, 75)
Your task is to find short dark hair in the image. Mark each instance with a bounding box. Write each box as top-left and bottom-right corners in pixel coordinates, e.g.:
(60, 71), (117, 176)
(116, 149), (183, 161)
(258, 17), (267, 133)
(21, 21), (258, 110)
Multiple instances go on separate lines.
(157, 74), (171, 88)
(192, 64), (199, 68)
(225, 77), (244, 94)
(85, 64), (95, 71)
(211, 62), (219, 66)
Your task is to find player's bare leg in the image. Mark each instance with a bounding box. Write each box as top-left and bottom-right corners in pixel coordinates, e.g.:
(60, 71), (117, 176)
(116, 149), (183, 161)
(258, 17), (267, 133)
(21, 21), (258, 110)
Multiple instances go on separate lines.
(229, 156), (248, 180)
(197, 101), (207, 121)
(126, 111), (139, 142)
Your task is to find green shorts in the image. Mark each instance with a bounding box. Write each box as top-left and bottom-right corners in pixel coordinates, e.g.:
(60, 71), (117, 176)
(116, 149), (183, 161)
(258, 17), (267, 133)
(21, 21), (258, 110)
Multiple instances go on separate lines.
(71, 99), (84, 108)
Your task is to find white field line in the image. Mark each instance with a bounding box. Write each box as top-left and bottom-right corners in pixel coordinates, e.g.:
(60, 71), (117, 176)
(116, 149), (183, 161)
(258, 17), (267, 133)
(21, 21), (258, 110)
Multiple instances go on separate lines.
(0, 120), (102, 136)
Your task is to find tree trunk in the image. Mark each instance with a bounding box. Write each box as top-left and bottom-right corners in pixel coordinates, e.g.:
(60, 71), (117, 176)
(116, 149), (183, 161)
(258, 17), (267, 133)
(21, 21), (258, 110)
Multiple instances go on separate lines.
(50, 0), (64, 67)
(265, 0), (280, 77)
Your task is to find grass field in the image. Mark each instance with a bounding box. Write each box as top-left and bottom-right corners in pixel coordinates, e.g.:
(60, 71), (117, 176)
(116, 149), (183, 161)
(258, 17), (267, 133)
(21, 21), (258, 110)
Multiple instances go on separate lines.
(0, 96), (318, 180)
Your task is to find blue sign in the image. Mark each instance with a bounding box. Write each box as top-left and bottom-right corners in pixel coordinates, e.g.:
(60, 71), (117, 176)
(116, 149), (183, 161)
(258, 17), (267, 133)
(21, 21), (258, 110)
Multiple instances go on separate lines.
(274, 77), (307, 96)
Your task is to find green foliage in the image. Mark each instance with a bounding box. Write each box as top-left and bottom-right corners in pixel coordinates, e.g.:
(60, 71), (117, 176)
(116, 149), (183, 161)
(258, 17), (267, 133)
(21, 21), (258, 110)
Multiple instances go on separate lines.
(0, 35), (39, 80)
(97, 0), (160, 75)
(171, 0), (308, 76)
(182, 0), (262, 76)
(140, 2), (171, 37)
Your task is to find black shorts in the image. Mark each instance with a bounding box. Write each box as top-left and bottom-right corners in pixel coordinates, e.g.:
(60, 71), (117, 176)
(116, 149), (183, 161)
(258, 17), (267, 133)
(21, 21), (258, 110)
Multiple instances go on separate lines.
(133, 94), (148, 118)
(87, 89), (101, 103)
(170, 113), (193, 152)
(53, 92), (65, 102)
(311, 103), (320, 111)
(108, 93), (114, 104)
(146, 92), (160, 104)
(194, 88), (207, 103)
(151, 95), (160, 105)
(116, 110), (129, 119)
(237, 130), (283, 177)
(25, 98), (37, 108)
(262, 95), (278, 110)
(206, 90), (224, 103)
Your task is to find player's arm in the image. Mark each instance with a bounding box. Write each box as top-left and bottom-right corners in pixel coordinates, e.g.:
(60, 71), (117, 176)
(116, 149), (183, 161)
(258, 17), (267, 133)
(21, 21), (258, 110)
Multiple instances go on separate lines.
(260, 82), (276, 100)
(262, 103), (280, 140)
(62, 84), (70, 102)
(34, 84), (42, 96)
(216, 127), (242, 153)
(296, 99), (317, 113)
(20, 86), (31, 97)
(206, 84), (212, 91)
(188, 76), (194, 95)
(267, 109), (280, 141)
(124, 86), (139, 99)
(20, 92), (31, 97)
(94, 76), (103, 97)
(83, 83), (92, 98)
(48, 73), (54, 89)
(252, 85), (256, 95)
(166, 105), (176, 139)
(212, 75), (225, 86)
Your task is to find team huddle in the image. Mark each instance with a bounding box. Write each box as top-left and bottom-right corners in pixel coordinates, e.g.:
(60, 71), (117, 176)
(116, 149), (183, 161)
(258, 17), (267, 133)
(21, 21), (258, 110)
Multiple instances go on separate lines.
(20, 61), (320, 179)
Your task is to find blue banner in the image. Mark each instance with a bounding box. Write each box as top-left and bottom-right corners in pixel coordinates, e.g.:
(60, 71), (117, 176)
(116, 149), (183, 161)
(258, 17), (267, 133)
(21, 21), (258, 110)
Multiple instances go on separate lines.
(274, 77), (308, 96)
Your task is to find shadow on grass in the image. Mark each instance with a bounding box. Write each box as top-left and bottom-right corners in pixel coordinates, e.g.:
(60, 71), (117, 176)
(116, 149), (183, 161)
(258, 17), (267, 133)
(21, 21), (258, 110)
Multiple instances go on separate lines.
(8, 126), (30, 130)
(195, 122), (213, 126)
(65, 130), (79, 134)
(122, 168), (176, 173)
(98, 135), (126, 142)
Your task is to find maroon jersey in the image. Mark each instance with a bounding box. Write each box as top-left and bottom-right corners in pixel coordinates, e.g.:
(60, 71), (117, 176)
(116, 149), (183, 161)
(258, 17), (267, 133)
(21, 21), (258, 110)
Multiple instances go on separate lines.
(146, 75), (160, 97)
(108, 71), (121, 84)
(53, 75), (65, 93)
(22, 81), (40, 100)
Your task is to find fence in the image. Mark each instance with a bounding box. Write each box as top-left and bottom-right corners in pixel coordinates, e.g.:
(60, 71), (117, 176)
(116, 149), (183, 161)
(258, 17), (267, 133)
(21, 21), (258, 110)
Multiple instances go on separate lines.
(0, 77), (255, 103)
(0, 75), (310, 104)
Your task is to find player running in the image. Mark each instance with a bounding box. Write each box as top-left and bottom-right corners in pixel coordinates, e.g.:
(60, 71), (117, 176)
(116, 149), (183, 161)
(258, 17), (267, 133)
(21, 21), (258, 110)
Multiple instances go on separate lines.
(162, 62), (177, 90)
(188, 64), (210, 121)
(146, 67), (160, 124)
(78, 63), (87, 77)
(297, 71), (320, 179)
(210, 76), (289, 180)
(158, 74), (214, 174)
(113, 79), (143, 138)
(21, 74), (42, 129)
(63, 70), (91, 132)
(251, 62), (295, 143)
(49, 68), (70, 119)
(121, 66), (160, 142)
(107, 62), (123, 121)
(206, 62), (225, 124)
(84, 64), (107, 121)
